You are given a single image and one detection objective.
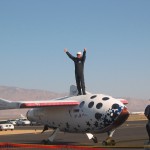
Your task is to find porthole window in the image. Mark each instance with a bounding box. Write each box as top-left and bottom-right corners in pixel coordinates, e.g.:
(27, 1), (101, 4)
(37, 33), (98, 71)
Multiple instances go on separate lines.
(102, 97), (110, 101)
(112, 104), (119, 109)
(90, 95), (97, 99)
(88, 101), (94, 108)
(96, 103), (103, 109)
(95, 113), (102, 120)
(79, 101), (85, 108)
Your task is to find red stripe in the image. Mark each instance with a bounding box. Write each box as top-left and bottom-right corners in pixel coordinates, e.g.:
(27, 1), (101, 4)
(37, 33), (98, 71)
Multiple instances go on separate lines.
(120, 99), (128, 104)
(20, 102), (79, 108)
(0, 142), (108, 150)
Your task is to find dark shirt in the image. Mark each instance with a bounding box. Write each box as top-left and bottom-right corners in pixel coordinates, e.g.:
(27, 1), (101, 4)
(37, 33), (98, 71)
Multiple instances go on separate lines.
(66, 51), (86, 75)
(145, 105), (150, 120)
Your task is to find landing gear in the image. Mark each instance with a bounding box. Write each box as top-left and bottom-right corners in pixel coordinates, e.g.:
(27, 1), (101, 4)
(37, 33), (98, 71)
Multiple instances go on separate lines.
(102, 138), (116, 146)
(86, 133), (98, 143)
(102, 130), (116, 146)
(92, 136), (98, 143)
(41, 128), (60, 144)
(86, 130), (116, 145)
(41, 125), (49, 133)
(41, 139), (52, 145)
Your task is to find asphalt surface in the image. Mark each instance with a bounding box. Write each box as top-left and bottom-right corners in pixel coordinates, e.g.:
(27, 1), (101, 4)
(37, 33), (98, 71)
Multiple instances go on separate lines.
(0, 120), (149, 150)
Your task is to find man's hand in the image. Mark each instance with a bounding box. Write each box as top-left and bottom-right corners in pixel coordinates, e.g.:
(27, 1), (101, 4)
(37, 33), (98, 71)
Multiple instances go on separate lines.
(84, 48), (87, 51)
(64, 48), (68, 53)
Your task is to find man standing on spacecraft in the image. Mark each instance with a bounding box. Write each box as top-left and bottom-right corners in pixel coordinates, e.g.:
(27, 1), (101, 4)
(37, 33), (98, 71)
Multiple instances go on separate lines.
(64, 48), (86, 95)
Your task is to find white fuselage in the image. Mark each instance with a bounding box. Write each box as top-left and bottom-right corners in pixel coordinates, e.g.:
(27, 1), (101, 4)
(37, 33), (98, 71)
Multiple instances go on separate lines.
(27, 94), (129, 133)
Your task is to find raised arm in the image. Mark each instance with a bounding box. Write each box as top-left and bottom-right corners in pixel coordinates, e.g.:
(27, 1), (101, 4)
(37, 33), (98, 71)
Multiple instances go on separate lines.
(82, 48), (86, 62)
(64, 48), (75, 61)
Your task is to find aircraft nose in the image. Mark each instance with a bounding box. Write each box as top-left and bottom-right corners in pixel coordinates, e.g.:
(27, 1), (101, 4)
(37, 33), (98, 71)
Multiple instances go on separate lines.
(113, 107), (129, 127)
(100, 106), (129, 132)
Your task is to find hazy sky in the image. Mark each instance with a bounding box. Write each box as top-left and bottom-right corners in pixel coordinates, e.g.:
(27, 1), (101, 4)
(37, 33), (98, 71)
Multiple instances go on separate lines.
(0, 0), (150, 99)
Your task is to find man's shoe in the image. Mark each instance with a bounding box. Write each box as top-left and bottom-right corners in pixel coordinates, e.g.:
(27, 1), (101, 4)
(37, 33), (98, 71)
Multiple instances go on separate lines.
(83, 92), (86, 95)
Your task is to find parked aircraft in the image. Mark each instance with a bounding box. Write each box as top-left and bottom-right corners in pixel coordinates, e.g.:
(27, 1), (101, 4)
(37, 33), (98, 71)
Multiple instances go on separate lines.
(0, 85), (129, 145)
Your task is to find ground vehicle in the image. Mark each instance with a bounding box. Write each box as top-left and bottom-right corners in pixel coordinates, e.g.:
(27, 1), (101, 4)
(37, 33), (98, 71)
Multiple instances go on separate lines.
(7, 119), (17, 125)
(16, 118), (31, 126)
(0, 121), (14, 131)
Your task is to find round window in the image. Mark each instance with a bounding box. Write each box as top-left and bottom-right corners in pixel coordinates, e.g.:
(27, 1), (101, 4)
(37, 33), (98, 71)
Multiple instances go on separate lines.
(102, 97), (110, 101)
(90, 95), (97, 99)
(88, 101), (94, 108)
(79, 101), (85, 108)
(112, 104), (119, 109)
(96, 103), (103, 109)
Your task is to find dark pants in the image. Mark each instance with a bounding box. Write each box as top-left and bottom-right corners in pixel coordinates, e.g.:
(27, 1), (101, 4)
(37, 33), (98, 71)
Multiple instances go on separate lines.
(146, 120), (150, 141)
(75, 73), (86, 95)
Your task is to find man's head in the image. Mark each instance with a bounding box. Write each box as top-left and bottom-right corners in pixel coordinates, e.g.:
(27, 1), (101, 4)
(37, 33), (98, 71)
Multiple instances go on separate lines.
(77, 52), (82, 58)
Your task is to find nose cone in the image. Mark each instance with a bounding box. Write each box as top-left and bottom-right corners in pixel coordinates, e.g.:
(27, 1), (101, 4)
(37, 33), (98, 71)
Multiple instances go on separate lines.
(113, 107), (129, 127)
(101, 106), (129, 132)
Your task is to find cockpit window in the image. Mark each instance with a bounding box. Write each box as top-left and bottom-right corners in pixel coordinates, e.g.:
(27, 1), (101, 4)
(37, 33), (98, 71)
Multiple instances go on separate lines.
(112, 104), (119, 109)
(102, 97), (110, 101)
(88, 101), (94, 108)
(96, 103), (103, 109)
(90, 95), (97, 99)
(79, 101), (85, 108)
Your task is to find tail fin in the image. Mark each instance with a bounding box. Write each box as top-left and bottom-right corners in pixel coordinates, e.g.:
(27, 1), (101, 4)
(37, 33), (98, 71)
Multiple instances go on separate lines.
(69, 85), (78, 96)
(0, 98), (19, 110)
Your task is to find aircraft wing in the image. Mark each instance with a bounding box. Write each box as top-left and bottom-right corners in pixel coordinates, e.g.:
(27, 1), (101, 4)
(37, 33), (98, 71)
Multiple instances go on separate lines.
(117, 99), (128, 105)
(0, 98), (80, 110)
